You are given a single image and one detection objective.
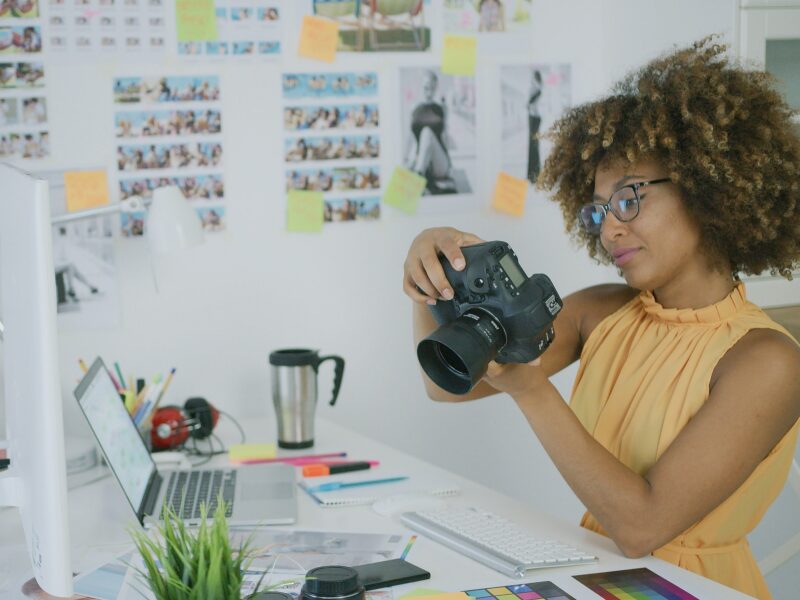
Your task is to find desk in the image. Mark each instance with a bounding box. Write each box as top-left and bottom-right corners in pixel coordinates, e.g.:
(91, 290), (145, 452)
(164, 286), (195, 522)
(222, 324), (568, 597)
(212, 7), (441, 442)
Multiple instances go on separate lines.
(0, 417), (755, 599)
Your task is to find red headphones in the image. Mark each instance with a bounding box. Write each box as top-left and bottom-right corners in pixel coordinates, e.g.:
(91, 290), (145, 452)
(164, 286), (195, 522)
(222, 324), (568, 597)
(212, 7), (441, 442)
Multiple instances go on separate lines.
(150, 397), (219, 451)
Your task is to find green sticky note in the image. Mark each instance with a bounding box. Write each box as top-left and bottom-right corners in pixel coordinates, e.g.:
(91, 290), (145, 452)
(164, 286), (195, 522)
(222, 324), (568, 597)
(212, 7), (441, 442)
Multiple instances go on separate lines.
(176, 0), (218, 42)
(383, 166), (426, 215)
(442, 34), (477, 76)
(287, 190), (324, 233)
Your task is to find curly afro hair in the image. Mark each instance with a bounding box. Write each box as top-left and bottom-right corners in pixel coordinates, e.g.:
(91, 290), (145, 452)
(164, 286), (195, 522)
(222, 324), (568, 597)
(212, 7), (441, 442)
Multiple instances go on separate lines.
(537, 35), (800, 279)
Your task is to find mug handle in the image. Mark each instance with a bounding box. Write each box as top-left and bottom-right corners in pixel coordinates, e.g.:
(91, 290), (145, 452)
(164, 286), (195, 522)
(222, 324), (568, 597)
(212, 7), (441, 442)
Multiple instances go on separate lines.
(316, 354), (345, 406)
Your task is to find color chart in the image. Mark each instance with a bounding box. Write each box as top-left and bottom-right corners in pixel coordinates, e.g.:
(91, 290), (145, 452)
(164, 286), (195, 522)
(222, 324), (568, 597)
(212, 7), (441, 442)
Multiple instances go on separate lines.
(573, 568), (699, 600)
(465, 582), (575, 600)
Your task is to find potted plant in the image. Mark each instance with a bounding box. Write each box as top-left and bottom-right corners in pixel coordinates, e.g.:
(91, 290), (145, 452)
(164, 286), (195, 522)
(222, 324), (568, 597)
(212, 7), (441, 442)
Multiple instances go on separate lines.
(129, 499), (293, 599)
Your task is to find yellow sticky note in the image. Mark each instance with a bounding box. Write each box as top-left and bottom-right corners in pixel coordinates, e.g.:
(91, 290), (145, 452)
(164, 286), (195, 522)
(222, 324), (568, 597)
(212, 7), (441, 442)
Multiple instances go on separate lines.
(298, 15), (339, 63)
(442, 34), (477, 76)
(228, 443), (277, 463)
(287, 190), (324, 232)
(491, 172), (529, 217)
(396, 590), (447, 600)
(383, 166), (427, 215)
(176, 0), (218, 42)
(64, 170), (109, 212)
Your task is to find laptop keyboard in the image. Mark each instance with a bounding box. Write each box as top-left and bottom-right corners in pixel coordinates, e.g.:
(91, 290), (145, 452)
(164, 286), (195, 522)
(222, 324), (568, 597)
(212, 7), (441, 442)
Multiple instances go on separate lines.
(164, 469), (236, 519)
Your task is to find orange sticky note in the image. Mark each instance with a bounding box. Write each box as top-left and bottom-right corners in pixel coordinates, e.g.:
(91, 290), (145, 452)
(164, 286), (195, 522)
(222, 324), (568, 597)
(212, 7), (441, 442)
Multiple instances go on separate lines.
(298, 15), (339, 63)
(64, 170), (110, 212)
(491, 172), (528, 217)
(442, 34), (477, 76)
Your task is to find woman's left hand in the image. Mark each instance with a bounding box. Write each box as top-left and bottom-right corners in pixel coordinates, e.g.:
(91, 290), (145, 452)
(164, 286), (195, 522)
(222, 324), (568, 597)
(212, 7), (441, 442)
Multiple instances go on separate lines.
(482, 358), (550, 400)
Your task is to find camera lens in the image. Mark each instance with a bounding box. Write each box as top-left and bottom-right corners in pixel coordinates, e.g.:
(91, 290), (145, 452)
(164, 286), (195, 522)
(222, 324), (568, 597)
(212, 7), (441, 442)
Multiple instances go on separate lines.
(417, 308), (507, 395)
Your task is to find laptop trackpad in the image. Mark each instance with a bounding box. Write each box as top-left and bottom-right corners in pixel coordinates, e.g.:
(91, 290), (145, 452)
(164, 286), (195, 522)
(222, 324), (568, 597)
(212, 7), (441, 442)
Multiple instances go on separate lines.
(241, 481), (294, 501)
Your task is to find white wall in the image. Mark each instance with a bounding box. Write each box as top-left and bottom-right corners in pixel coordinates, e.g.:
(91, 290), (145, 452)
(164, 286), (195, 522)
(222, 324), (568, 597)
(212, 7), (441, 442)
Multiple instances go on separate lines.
(10, 0), (800, 596)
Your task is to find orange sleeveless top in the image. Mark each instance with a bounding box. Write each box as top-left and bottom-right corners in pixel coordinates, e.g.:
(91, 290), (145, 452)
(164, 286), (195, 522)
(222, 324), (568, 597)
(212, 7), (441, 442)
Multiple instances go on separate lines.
(570, 281), (799, 600)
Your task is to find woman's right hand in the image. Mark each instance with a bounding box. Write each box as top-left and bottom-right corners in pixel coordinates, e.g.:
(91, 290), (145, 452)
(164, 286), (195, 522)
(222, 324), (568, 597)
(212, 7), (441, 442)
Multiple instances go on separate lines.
(403, 227), (485, 305)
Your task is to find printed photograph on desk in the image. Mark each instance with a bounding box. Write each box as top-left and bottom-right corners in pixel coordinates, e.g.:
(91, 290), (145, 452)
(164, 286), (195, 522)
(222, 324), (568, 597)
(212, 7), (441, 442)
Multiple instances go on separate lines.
(113, 75), (226, 236)
(38, 169), (122, 330)
(176, 0), (285, 60)
(500, 63), (571, 184)
(398, 66), (476, 209)
(44, 0), (167, 58)
(443, 0), (533, 34)
(304, 0), (431, 52)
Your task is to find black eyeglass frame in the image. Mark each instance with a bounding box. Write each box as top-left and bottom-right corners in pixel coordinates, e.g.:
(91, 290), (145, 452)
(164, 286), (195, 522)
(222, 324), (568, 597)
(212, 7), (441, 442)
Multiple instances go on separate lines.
(579, 178), (672, 234)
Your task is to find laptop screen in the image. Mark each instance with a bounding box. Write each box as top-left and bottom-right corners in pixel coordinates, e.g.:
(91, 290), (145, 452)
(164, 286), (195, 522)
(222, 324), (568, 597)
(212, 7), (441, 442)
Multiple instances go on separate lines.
(76, 359), (155, 515)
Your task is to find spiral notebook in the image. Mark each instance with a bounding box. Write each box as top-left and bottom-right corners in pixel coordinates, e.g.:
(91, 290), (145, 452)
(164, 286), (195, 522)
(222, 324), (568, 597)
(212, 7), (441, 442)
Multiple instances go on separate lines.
(298, 474), (460, 508)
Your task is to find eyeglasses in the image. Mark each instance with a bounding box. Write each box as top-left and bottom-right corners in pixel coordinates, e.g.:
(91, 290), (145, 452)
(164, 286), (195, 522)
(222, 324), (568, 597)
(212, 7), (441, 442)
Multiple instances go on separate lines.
(579, 178), (671, 235)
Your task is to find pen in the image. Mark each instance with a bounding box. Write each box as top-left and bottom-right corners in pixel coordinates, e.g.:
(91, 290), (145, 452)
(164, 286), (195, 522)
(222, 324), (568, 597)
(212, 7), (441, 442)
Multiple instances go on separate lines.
(302, 461), (379, 477)
(78, 358), (88, 374)
(114, 362), (125, 389)
(233, 452), (347, 466)
(307, 476), (409, 493)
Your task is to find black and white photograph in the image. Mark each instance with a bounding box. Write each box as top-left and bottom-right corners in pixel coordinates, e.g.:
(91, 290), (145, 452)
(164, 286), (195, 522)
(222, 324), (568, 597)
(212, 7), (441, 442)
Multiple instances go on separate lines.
(500, 64), (570, 183)
(399, 67), (475, 196)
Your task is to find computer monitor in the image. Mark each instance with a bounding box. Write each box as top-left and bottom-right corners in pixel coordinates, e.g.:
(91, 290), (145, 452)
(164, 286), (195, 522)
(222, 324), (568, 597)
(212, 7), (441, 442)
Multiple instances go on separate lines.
(0, 162), (73, 596)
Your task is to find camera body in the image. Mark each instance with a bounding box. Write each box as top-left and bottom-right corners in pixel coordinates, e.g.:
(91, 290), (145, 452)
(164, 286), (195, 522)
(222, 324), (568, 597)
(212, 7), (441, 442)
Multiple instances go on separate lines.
(417, 241), (562, 394)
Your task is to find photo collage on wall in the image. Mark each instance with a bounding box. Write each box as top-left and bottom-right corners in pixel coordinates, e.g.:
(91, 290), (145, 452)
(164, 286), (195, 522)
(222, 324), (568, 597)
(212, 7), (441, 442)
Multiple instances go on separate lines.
(282, 71), (381, 223)
(0, 0), (48, 159)
(113, 74), (225, 236)
(46, 0), (168, 57)
(499, 63), (571, 184)
(178, 0), (285, 60)
(398, 66), (475, 198)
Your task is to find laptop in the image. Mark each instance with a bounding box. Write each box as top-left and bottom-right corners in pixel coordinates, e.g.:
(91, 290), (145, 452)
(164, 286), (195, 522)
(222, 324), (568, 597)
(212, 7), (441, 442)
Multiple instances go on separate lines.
(75, 357), (297, 527)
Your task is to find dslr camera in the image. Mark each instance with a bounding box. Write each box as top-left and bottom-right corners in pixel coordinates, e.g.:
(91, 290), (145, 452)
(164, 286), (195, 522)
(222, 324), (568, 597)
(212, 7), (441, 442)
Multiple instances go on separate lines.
(417, 241), (562, 395)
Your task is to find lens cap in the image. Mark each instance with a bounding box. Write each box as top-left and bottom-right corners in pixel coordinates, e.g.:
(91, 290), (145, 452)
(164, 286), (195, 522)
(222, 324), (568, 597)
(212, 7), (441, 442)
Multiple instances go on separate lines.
(302, 565), (364, 600)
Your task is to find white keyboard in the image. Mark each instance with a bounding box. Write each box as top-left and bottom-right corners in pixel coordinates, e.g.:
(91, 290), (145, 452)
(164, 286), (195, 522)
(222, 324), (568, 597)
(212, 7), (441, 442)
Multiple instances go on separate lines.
(400, 506), (598, 578)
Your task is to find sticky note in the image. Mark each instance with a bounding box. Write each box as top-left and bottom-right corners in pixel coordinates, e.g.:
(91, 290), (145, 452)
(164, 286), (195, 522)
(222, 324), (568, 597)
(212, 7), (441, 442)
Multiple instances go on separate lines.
(64, 170), (109, 212)
(491, 172), (529, 217)
(287, 190), (324, 232)
(298, 15), (339, 63)
(442, 34), (477, 76)
(383, 166), (426, 215)
(228, 443), (277, 463)
(176, 0), (218, 42)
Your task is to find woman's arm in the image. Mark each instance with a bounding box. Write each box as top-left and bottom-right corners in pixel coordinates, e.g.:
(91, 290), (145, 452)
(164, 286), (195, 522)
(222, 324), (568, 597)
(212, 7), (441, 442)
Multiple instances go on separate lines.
(486, 328), (800, 557)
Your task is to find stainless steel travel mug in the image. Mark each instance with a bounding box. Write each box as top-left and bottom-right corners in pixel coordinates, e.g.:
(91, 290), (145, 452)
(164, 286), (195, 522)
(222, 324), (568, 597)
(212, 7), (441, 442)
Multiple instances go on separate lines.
(269, 348), (345, 449)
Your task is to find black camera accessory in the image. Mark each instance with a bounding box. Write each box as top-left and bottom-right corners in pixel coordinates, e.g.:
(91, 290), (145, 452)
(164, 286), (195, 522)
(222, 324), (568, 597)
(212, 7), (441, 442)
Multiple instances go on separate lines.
(301, 566), (365, 600)
(352, 558), (431, 590)
(417, 241), (563, 395)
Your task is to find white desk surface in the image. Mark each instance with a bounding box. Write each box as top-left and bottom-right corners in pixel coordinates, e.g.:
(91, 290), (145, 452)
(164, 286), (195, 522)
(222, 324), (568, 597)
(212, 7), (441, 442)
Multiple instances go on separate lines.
(0, 416), (755, 599)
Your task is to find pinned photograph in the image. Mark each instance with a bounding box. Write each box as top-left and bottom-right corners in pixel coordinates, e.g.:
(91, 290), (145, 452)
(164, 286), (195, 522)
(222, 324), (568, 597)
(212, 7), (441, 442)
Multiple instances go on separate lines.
(115, 109), (222, 137)
(324, 197), (380, 222)
(399, 67), (475, 196)
(117, 142), (223, 171)
(286, 166), (380, 193)
(284, 134), (379, 162)
(284, 102), (379, 131)
(500, 64), (571, 183)
(443, 0), (533, 33)
(309, 0), (429, 52)
(0, 26), (42, 53)
(0, 131), (48, 158)
(282, 72), (377, 99)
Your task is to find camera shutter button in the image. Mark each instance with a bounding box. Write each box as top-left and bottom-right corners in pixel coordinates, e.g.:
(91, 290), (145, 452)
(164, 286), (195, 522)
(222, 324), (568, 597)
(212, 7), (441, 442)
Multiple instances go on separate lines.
(474, 277), (485, 288)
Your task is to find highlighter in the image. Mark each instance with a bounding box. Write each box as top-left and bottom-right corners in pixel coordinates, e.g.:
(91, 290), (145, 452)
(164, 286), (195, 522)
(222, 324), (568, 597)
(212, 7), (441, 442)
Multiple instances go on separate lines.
(302, 461), (378, 477)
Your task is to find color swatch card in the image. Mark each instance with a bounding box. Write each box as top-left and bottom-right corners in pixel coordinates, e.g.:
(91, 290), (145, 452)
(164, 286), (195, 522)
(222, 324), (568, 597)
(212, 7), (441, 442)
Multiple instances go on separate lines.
(574, 568), (698, 600)
(465, 582), (575, 600)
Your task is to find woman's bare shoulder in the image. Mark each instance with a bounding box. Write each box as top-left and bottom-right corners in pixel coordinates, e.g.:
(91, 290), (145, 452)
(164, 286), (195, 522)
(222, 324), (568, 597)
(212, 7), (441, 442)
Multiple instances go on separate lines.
(566, 283), (638, 343)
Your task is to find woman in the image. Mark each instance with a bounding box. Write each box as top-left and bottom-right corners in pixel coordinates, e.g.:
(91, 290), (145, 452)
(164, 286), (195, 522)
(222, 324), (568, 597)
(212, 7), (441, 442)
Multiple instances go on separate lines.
(403, 38), (800, 600)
